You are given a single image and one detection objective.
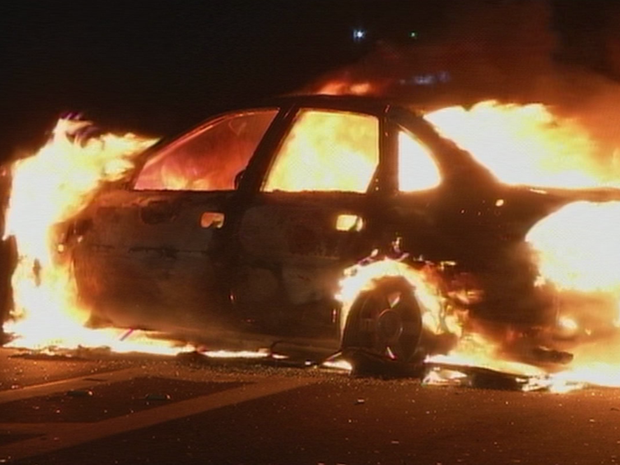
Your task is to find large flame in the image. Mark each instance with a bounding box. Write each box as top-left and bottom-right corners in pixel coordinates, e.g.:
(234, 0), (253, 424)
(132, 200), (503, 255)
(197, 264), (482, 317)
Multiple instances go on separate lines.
(337, 257), (546, 377)
(426, 101), (619, 188)
(263, 110), (379, 193)
(427, 103), (620, 389)
(525, 201), (620, 389)
(2, 119), (277, 360)
(527, 201), (620, 293)
(1, 119), (186, 353)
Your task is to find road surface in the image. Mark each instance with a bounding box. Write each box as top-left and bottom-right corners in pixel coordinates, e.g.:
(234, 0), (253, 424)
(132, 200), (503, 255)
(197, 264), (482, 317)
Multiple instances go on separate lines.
(0, 347), (619, 465)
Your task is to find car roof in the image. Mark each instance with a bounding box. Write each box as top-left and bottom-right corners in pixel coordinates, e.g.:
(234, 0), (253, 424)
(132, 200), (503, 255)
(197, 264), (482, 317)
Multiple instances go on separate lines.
(247, 93), (421, 117)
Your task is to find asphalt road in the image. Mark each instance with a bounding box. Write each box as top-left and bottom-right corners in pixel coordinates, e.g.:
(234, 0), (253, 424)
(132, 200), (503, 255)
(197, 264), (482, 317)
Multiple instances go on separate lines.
(1, 348), (620, 465)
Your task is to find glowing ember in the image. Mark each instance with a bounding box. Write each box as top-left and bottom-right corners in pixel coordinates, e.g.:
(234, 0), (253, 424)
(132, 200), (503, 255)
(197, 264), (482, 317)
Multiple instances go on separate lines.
(322, 359), (353, 371)
(426, 334), (545, 379)
(202, 350), (271, 359)
(423, 367), (468, 387)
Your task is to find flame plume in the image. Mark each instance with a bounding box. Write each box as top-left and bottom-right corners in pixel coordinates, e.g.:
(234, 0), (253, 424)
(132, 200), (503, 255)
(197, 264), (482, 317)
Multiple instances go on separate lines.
(2, 118), (169, 352)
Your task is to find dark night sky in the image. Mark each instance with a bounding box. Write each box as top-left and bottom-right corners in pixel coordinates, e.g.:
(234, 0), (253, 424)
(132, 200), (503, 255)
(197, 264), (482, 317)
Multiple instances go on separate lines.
(0, 1), (423, 158)
(0, 0), (616, 162)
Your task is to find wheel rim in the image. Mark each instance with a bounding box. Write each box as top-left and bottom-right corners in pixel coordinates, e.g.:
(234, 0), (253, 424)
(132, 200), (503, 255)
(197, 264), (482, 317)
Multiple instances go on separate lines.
(343, 278), (423, 362)
(377, 308), (403, 344)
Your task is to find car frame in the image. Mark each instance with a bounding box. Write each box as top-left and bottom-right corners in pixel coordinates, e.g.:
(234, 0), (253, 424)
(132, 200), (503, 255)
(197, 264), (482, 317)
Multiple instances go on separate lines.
(59, 95), (620, 364)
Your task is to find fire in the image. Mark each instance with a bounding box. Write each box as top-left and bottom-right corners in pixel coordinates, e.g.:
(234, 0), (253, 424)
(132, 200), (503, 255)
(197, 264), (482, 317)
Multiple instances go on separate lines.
(425, 101), (619, 188)
(425, 334), (545, 378)
(337, 256), (546, 378)
(1, 118), (178, 353)
(134, 110), (277, 192)
(337, 100), (620, 390)
(263, 110), (378, 193)
(315, 80), (378, 97)
(337, 254), (464, 339)
(525, 201), (620, 388)
(6, 100), (620, 391)
(2, 119), (275, 360)
(527, 201), (620, 292)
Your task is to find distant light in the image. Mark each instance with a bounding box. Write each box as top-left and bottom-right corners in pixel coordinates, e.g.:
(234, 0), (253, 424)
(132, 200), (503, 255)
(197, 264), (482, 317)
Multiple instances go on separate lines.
(352, 28), (366, 42)
(398, 71), (452, 87)
(415, 74), (436, 85)
(410, 31), (418, 39)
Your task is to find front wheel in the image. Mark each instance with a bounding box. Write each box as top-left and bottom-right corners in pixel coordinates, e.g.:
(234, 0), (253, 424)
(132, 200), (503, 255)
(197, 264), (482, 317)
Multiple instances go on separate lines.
(341, 276), (424, 365)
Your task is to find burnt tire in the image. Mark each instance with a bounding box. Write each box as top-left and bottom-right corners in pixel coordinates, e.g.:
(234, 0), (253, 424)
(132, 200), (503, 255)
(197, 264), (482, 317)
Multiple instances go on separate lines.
(341, 276), (424, 364)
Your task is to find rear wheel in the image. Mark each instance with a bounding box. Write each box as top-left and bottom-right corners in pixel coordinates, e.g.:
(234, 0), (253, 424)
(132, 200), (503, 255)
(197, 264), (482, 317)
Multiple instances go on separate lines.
(341, 276), (424, 365)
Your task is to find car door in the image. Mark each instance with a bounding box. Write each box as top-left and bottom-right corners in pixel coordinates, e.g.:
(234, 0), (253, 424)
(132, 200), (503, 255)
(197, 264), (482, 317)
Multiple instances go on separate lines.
(383, 117), (455, 263)
(72, 109), (278, 331)
(386, 110), (506, 264)
(227, 108), (385, 338)
(387, 111), (551, 323)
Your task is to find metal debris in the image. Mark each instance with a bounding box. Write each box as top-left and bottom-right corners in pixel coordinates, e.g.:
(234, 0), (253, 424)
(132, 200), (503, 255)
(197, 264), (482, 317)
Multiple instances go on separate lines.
(144, 393), (171, 401)
(66, 389), (93, 398)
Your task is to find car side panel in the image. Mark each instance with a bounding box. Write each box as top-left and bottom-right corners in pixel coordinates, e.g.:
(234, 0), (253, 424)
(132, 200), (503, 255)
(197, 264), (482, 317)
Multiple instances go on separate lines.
(71, 188), (231, 332)
(229, 192), (373, 338)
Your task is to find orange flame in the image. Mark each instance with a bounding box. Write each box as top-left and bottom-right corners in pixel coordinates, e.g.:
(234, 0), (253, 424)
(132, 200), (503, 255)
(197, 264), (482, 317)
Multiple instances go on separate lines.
(337, 255), (464, 338)
(527, 201), (620, 292)
(526, 201), (620, 388)
(1, 119), (179, 352)
(425, 101), (619, 188)
(2, 119), (280, 360)
(263, 110), (379, 193)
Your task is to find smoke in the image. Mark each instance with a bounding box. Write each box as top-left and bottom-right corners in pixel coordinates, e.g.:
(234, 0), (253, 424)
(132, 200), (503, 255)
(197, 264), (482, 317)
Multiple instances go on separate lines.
(306, 0), (620, 160)
(307, 1), (553, 102)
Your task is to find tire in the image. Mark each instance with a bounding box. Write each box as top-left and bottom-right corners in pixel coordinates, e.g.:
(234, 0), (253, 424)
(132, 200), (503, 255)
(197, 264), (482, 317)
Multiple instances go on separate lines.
(341, 276), (424, 363)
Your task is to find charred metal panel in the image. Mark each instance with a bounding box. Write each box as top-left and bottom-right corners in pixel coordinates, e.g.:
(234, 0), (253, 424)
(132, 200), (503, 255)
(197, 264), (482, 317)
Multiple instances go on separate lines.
(238, 193), (371, 262)
(232, 192), (373, 332)
(239, 204), (348, 261)
(0, 167), (14, 326)
(72, 189), (231, 329)
(81, 191), (224, 251)
(281, 265), (342, 306)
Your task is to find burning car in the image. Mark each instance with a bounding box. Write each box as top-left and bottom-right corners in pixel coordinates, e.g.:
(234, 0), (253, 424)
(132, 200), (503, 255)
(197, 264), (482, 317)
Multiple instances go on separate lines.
(6, 95), (620, 371)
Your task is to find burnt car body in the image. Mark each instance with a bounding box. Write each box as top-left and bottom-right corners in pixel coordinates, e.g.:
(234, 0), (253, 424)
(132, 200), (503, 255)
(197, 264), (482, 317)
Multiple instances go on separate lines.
(61, 95), (620, 362)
